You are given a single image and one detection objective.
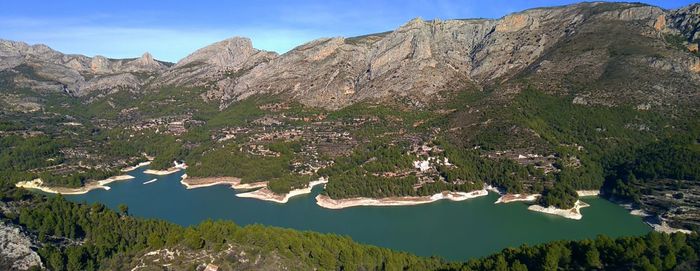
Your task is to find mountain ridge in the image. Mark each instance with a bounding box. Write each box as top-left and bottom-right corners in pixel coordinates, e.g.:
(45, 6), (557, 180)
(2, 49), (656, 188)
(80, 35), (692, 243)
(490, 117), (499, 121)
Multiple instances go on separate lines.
(1, 0), (699, 237)
(1, 2), (698, 110)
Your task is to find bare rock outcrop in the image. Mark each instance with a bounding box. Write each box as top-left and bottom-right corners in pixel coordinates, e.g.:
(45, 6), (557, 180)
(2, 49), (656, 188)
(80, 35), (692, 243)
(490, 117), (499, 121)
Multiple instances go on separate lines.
(666, 3), (700, 42)
(221, 2), (675, 109)
(0, 39), (167, 96)
(0, 222), (42, 270)
(2, 2), (699, 110)
(153, 37), (277, 95)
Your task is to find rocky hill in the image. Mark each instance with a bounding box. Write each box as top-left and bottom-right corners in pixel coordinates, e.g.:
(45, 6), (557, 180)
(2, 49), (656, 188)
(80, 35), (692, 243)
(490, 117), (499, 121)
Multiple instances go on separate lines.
(198, 2), (700, 109)
(0, 40), (169, 98)
(1, 2), (698, 111)
(153, 37), (278, 101)
(1, 0), (699, 233)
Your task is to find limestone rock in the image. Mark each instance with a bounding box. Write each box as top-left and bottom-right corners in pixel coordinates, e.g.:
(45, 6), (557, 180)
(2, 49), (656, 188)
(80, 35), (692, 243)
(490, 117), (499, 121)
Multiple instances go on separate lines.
(666, 4), (700, 42)
(0, 222), (42, 270)
(82, 73), (142, 94)
(2, 2), (699, 110)
(153, 37), (277, 91)
(0, 39), (167, 96)
(90, 55), (112, 73)
(218, 2), (613, 109)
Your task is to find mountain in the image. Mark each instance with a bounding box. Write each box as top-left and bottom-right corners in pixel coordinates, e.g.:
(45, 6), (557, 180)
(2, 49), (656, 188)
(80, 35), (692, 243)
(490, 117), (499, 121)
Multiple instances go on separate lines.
(153, 37), (277, 101)
(2, 2), (698, 110)
(192, 2), (700, 109)
(1, 3), (700, 269)
(0, 40), (170, 99)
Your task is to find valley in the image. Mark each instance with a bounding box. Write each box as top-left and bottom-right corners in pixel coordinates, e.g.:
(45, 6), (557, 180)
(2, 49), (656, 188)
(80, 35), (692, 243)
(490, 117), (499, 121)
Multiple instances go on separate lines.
(63, 166), (651, 261)
(1, 1), (699, 270)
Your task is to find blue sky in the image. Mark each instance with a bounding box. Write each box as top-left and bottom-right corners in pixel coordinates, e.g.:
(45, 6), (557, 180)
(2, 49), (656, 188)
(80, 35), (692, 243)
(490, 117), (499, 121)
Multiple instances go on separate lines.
(1, 0), (695, 62)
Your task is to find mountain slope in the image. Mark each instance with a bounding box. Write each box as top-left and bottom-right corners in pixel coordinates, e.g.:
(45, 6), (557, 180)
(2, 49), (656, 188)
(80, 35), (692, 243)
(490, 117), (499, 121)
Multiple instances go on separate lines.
(0, 0), (699, 233)
(2, 2), (698, 111)
(153, 37), (277, 103)
(0, 40), (168, 98)
(213, 2), (700, 110)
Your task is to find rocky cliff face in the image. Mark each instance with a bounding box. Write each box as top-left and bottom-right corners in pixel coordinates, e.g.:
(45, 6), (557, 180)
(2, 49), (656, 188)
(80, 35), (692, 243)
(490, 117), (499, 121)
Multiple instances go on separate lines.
(213, 2), (700, 109)
(0, 222), (42, 270)
(1, 2), (699, 110)
(0, 40), (167, 96)
(665, 4), (700, 42)
(153, 37), (277, 103)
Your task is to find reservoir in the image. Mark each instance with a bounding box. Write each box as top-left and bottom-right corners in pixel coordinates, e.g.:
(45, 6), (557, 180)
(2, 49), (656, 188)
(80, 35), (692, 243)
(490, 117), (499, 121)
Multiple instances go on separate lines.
(66, 167), (651, 261)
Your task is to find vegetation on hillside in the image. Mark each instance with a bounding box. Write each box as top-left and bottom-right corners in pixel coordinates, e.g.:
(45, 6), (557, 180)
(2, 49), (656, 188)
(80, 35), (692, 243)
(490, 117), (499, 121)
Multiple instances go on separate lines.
(1, 185), (698, 270)
(538, 183), (579, 209)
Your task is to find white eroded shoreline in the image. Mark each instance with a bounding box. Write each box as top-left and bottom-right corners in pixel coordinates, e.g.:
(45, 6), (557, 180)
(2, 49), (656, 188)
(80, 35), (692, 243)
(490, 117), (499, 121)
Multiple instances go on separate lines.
(13, 160), (155, 194)
(576, 190), (600, 197)
(618, 204), (693, 234)
(179, 175), (268, 190)
(314, 189), (489, 209)
(527, 200), (590, 220)
(15, 175), (135, 195)
(143, 168), (182, 175)
(494, 193), (540, 204)
(647, 220), (694, 234)
(494, 190), (599, 204)
(121, 161), (152, 172)
(144, 160), (187, 175)
(236, 177), (329, 203)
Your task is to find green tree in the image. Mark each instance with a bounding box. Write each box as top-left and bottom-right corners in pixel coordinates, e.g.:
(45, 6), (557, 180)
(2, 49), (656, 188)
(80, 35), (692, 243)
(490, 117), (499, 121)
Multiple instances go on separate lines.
(118, 204), (129, 216)
(585, 246), (603, 269)
(147, 232), (164, 248)
(66, 246), (85, 271)
(183, 228), (204, 249)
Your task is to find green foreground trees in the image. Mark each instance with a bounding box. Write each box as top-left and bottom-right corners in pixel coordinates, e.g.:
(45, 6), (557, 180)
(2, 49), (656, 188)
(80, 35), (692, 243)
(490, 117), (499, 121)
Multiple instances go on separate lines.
(1, 185), (698, 271)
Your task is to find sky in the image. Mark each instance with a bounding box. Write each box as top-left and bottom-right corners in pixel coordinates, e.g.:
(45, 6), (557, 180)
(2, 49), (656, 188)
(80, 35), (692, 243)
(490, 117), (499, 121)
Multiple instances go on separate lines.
(1, 0), (696, 62)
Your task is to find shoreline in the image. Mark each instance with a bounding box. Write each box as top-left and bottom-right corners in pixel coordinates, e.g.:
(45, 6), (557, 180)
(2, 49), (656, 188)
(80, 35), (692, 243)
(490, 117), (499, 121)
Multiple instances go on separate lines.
(14, 160), (152, 195)
(121, 161), (152, 172)
(236, 177), (329, 203)
(494, 193), (540, 204)
(144, 167), (181, 175)
(494, 190), (599, 204)
(527, 200), (590, 220)
(180, 175), (268, 190)
(576, 190), (600, 197)
(315, 189), (489, 209)
(15, 175), (134, 195)
(647, 220), (694, 234)
(618, 203), (694, 234)
(143, 160), (187, 175)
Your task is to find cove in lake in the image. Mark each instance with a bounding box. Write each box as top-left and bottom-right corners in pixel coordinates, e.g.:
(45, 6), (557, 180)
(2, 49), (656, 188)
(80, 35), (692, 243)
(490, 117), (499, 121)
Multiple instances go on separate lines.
(66, 167), (651, 261)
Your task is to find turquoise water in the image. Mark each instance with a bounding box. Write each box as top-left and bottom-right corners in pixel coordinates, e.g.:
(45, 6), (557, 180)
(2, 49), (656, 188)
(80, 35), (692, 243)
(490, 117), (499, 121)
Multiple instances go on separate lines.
(66, 167), (651, 261)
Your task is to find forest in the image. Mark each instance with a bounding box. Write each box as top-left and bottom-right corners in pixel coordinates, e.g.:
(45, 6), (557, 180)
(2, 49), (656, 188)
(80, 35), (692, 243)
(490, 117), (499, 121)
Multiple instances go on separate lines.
(602, 136), (700, 203)
(537, 183), (579, 209)
(1, 184), (698, 270)
(2, 83), (698, 214)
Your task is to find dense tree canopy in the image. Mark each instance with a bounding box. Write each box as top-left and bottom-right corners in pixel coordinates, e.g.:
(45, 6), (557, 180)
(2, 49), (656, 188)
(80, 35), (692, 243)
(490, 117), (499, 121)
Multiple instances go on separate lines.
(538, 183), (578, 209)
(1, 185), (698, 271)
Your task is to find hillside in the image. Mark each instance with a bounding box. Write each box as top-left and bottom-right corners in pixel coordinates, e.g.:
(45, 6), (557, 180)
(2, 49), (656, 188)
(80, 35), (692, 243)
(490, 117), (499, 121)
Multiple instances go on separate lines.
(0, 0), (699, 250)
(1, 187), (699, 270)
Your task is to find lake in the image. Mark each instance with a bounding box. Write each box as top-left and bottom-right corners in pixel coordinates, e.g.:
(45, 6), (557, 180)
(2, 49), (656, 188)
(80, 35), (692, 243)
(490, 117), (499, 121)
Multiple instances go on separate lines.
(66, 167), (651, 261)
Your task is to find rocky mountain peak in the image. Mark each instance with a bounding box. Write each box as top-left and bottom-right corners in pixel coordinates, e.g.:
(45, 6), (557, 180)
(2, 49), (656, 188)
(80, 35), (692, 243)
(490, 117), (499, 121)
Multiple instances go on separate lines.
(90, 55), (111, 73)
(0, 39), (26, 57)
(153, 36), (278, 89)
(3, 2), (699, 110)
(667, 3), (700, 42)
(0, 39), (62, 60)
(124, 51), (164, 72)
(174, 36), (275, 69)
(400, 17), (426, 29)
(140, 52), (154, 62)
